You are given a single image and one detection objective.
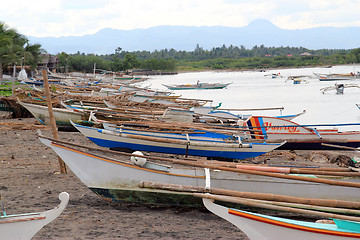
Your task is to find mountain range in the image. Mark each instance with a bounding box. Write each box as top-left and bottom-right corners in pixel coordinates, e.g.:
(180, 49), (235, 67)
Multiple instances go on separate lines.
(27, 19), (360, 55)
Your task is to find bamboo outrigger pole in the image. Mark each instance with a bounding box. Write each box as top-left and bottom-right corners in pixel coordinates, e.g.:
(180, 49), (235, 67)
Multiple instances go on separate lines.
(42, 69), (67, 174)
(139, 181), (360, 209)
(196, 193), (360, 222)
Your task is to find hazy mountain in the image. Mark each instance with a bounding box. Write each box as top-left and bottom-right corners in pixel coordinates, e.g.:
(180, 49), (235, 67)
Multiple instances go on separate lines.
(27, 19), (360, 54)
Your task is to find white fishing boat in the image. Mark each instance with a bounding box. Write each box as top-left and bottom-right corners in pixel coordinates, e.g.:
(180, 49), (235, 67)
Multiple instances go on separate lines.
(201, 197), (360, 240)
(39, 136), (360, 205)
(162, 82), (231, 90)
(17, 98), (87, 126)
(314, 72), (360, 81)
(320, 83), (360, 94)
(0, 192), (69, 240)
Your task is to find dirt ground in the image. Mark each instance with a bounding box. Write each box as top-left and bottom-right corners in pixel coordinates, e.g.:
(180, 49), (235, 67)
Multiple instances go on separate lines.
(0, 117), (357, 239)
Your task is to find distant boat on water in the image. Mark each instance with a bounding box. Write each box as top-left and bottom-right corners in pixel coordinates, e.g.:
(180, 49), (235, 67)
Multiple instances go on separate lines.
(162, 81), (231, 90)
(320, 83), (360, 94)
(314, 72), (360, 81)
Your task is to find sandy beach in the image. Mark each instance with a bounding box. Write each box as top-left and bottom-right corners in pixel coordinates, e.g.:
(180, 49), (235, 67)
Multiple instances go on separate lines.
(0, 117), (357, 239)
(0, 117), (248, 239)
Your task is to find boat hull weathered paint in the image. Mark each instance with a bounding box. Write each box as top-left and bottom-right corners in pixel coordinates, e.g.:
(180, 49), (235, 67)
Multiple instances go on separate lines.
(71, 121), (284, 160)
(0, 192), (69, 240)
(18, 98), (87, 126)
(39, 137), (360, 205)
(202, 198), (360, 240)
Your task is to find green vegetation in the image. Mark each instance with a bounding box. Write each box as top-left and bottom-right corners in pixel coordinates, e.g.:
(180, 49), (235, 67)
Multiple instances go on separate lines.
(0, 81), (21, 96)
(57, 45), (360, 73)
(0, 22), (44, 77)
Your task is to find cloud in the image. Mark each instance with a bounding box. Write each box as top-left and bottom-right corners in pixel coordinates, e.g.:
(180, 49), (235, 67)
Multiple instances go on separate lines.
(60, 0), (110, 10)
(1, 0), (360, 37)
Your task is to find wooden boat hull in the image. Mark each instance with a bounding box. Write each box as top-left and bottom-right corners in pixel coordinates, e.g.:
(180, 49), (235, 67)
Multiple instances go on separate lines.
(314, 72), (360, 81)
(0, 192), (69, 240)
(202, 198), (360, 240)
(162, 82), (231, 90)
(71, 122), (284, 160)
(18, 99), (88, 126)
(247, 116), (360, 150)
(39, 137), (360, 205)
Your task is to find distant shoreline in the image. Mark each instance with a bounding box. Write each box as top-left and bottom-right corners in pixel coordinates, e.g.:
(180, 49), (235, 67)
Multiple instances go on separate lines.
(176, 63), (360, 74)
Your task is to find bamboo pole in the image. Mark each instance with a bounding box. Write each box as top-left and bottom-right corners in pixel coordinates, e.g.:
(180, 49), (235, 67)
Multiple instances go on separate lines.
(0, 62), (2, 84)
(42, 70), (67, 174)
(216, 107), (284, 111)
(100, 119), (249, 135)
(139, 181), (360, 209)
(249, 198), (360, 216)
(106, 118), (259, 134)
(248, 122), (360, 129)
(68, 104), (165, 115)
(234, 165), (360, 176)
(208, 161), (352, 172)
(196, 193), (360, 222)
(322, 143), (360, 151)
(288, 168), (360, 177)
(99, 129), (249, 148)
(11, 65), (16, 96)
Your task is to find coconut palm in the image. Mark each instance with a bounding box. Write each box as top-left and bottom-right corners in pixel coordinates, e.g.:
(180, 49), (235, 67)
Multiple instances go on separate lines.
(0, 22), (44, 80)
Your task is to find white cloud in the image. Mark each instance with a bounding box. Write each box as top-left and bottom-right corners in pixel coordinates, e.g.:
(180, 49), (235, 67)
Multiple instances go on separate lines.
(1, 0), (360, 37)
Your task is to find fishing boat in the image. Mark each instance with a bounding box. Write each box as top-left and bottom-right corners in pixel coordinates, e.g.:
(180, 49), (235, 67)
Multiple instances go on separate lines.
(286, 75), (311, 84)
(201, 197), (360, 240)
(162, 82), (231, 90)
(246, 116), (360, 150)
(320, 83), (360, 94)
(71, 120), (285, 160)
(17, 98), (88, 126)
(314, 72), (360, 81)
(264, 73), (283, 78)
(0, 192), (69, 240)
(38, 136), (360, 206)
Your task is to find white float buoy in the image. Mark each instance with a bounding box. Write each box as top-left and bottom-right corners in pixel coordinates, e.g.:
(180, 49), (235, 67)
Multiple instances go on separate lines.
(130, 151), (147, 166)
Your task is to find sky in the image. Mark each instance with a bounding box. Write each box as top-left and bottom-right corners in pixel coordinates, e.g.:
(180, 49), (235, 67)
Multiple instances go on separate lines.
(2, 0), (360, 38)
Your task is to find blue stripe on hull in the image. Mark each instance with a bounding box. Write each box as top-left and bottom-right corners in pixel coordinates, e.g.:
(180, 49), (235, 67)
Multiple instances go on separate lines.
(87, 137), (266, 160)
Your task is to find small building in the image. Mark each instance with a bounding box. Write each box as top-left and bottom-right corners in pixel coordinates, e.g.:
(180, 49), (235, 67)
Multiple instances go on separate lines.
(38, 54), (59, 72)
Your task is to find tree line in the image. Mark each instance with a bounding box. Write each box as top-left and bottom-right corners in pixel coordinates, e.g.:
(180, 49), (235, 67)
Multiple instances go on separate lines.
(1, 21), (360, 76)
(57, 45), (360, 73)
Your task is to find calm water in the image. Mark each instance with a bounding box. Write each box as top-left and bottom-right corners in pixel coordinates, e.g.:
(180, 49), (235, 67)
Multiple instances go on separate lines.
(138, 64), (360, 131)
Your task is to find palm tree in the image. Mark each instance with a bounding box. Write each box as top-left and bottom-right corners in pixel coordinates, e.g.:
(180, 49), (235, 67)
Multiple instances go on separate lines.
(0, 22), (44, 81)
